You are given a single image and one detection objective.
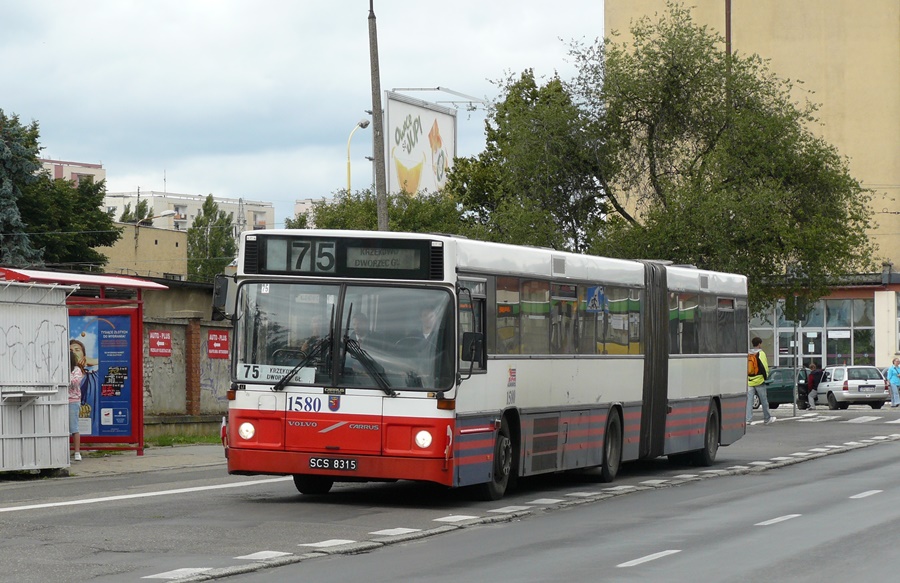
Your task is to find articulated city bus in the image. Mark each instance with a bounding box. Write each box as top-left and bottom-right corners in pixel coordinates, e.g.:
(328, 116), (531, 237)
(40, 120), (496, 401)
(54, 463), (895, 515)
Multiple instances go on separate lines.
(215, 230), (748, 499)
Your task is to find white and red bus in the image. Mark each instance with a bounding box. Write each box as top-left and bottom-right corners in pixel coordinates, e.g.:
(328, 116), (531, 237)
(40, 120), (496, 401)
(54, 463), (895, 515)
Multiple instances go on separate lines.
(215, 230), (748, 499)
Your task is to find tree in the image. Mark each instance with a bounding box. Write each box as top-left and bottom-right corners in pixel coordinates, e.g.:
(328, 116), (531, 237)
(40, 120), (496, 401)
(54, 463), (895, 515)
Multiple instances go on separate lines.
(18, 175), (121, 270)
(571, 2), (873, 310)
(118, 199), (153, 224)
(309, 189), (464, 234)
(284, 213), (309, 229)
(187, 195), (237, 283)
(0, 110), (43, 266)
(445, 71), (607, 252)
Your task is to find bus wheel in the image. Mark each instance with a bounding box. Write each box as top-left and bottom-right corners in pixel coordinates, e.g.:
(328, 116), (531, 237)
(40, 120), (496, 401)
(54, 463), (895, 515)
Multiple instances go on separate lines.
(293, 474), (334, 495)
(474, 417), (512, 501)
(598, 410), (622, 483)
(691, 406), (720, 467)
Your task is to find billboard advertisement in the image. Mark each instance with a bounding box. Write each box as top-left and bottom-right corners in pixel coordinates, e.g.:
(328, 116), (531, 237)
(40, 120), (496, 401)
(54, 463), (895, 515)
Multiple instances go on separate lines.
(385, 91), (457, 195)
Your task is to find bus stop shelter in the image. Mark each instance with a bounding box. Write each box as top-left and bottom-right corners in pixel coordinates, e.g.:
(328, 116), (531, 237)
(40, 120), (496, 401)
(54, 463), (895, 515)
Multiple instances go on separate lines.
(0, 268), (168, 458)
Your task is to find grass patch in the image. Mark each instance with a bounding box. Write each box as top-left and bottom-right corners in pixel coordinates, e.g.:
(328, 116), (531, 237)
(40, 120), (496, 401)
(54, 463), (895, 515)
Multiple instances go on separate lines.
(145, 434), (222, 447)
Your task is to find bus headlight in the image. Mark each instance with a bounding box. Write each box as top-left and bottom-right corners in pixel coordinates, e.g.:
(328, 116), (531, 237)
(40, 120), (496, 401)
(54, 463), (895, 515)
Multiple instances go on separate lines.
(414, 430), (433, 449)
(238, 422), (256, 440)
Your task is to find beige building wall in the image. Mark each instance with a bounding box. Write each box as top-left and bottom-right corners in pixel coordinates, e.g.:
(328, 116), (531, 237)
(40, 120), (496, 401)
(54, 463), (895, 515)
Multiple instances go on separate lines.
(99, 223), (188, 280)
(606, 0), (900, 265)
(40, 158), (106, 185)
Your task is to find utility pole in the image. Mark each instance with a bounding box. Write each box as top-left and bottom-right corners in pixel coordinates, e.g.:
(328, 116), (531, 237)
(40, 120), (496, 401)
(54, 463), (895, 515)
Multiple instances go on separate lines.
(368, 0), (389, 231)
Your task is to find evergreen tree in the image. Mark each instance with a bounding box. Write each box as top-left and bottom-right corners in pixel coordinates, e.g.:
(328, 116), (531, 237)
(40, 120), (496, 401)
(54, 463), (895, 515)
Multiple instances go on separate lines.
(0, 110), (43, 266)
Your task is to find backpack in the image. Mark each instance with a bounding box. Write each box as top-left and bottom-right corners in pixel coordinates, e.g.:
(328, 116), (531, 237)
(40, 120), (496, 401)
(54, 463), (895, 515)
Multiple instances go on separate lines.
(747, 353), (759, 376)
(748, 352), (766, 379)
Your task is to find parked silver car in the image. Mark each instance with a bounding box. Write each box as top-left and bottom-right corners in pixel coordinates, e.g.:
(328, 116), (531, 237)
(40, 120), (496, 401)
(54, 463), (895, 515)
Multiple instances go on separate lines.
(817, 365), (889, 410)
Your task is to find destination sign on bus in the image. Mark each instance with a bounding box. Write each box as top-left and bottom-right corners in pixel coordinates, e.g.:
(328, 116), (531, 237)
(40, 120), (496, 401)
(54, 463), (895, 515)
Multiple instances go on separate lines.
(346, 247), (420, 270)
(249, 234), (439, 280)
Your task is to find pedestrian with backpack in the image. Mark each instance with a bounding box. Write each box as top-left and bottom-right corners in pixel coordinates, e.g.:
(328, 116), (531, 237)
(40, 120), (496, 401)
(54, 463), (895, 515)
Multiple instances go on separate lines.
(745, 337), (773, 425)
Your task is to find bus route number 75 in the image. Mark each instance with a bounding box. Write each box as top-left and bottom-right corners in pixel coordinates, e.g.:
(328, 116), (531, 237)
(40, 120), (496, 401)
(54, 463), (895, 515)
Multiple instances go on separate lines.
(291, 240), (336, 274)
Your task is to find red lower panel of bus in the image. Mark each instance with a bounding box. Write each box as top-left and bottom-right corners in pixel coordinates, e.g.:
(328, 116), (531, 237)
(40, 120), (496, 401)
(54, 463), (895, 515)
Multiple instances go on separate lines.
(226, 447), (455, 487)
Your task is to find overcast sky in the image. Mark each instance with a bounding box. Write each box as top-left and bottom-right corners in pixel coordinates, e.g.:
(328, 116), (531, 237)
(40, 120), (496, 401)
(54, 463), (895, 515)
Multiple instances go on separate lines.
(2, 1), (604, 225)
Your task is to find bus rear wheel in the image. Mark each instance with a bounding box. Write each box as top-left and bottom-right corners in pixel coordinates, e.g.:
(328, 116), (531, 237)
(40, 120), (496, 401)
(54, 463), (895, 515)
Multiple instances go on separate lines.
(293, 474), (334, 495)
(473, 417), (512, 501)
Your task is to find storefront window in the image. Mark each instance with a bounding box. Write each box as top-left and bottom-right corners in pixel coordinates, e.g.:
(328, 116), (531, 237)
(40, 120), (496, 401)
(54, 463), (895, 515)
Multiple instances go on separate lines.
(825, 299), (852, 327)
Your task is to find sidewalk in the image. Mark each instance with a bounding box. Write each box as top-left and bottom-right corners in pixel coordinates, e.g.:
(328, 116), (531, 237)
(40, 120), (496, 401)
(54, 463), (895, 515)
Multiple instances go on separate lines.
(65, 444), (227, 478)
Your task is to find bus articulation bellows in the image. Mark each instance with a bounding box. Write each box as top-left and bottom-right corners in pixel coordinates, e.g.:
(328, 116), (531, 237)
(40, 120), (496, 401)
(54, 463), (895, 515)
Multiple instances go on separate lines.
(214, 230), (748, 499)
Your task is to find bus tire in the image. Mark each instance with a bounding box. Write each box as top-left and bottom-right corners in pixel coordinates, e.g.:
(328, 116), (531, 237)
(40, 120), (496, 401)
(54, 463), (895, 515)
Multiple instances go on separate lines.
(293, 474), (334, 495)
(691, 405), (719, 467)
(598, 410), (623, 483)
(473, 417), (513, 501)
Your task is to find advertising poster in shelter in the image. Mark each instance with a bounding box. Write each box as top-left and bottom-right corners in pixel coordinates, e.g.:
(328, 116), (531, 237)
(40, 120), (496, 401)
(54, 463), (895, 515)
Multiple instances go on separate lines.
(69, 314), (134, 437)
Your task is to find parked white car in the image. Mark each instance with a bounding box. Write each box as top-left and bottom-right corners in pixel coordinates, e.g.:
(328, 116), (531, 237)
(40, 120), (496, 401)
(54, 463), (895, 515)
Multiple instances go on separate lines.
(817, 365), (889, 410)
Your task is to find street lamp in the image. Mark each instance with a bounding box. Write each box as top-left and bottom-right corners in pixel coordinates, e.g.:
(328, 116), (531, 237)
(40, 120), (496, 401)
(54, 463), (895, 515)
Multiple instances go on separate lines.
(347, 119), (371, 193)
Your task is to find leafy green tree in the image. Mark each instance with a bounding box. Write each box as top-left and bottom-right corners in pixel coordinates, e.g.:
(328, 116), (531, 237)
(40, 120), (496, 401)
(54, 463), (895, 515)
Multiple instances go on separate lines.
(187, 195), (237, 283)
(446, 71), (606, 252)
(0, 110), (43, 266)
(310, 189), (464, 234)
(18, 175), (121, 270)
(284, 213), (309, 229)
(572, 2), (874, 310)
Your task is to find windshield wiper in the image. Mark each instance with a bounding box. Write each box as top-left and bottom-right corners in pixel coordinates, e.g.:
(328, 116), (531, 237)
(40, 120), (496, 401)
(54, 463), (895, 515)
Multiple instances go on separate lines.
(273, 305), (335, 392)
(272, 336), (330, 392)
(343, 336), (396, 396)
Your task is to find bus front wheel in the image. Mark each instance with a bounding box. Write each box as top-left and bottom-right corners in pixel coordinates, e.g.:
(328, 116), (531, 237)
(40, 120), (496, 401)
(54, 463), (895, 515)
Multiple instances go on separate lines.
(474, 417), (512, 501)
(293, 474), (334, 495)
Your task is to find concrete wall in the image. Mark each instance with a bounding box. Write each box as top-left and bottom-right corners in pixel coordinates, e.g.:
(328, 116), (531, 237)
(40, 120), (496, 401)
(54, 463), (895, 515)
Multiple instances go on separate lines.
(142, 318), (232, 417)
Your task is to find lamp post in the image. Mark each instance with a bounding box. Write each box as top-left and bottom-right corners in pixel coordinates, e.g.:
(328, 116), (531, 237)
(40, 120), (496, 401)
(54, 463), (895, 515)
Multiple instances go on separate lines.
(134, 209), (177, 252)
(347, 119), (371, 193)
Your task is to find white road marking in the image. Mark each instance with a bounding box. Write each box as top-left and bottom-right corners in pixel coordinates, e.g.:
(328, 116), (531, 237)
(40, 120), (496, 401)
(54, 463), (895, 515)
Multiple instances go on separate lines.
(235, 551), (292, 560)
(639, 480), (668, 486)
(887, 419), (900, 424)
(770, 457), (795, 461)
(434, 515), (478, 522)
(756, 514), (801, 526)
(0, 477), (292, 513)
(843, 416), (882, 424)
(809, 448), (831, 452)
(528, 498), (566, 504)
(850, 490), (883, 499)
(370, 528), (421, 536)
(298, 539), (356, 548)
(488, 505), (532, 513)
(672, 474), (699, 479)
(790, 452), (814, 457)
(749, 461), (773, 466)
(604, 485), (637, 491)
(844, 441), (863, 446)
(566, 492), (601, 497)
(617, 550), (681, 568)
(142, 568), (213, 579)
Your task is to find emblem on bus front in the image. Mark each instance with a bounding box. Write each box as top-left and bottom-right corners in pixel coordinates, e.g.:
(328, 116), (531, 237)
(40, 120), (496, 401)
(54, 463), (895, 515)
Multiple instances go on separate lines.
(328, 396), (341, 411)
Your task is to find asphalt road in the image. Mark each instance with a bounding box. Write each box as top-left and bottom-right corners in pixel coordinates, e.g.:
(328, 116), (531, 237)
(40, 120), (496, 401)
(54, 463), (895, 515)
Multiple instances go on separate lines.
(0, 405), (898, 582)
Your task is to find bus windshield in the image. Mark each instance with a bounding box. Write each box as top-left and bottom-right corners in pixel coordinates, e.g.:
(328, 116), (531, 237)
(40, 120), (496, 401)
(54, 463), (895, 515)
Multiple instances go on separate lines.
(234, 282), (455, 391)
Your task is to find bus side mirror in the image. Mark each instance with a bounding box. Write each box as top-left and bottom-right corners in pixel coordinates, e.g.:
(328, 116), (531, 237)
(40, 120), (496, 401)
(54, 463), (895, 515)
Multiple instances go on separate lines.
(212, 274), (235, 321)
(462, 332), (484, 363)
